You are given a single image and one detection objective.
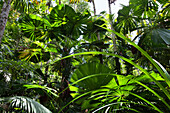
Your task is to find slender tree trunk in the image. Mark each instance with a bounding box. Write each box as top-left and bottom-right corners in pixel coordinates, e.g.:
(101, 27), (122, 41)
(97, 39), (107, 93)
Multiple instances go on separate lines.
(91, 0), (96, 16)
(108, 0), (121, 74)
(91, 0), (103, 64)
(108, 0), (117, 52)
(0, 0), (11, 44)
(59, 0), (61, 4)
(97, 32), (103, 64)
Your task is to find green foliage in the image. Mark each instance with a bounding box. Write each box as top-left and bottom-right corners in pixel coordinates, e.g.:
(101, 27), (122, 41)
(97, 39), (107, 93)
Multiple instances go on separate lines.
(151, 29), (170, 45)
(0, 96), (52, 113)
(1, 0), (170, 112)
(56, 51), (170, 112)
(71, 62), (113, 91)
(115, 5), (139, 34)
(49, 4), (91, 40)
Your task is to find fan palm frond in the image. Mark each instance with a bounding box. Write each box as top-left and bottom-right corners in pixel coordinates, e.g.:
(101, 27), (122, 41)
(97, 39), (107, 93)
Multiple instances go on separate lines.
(1, 96), (52, 113)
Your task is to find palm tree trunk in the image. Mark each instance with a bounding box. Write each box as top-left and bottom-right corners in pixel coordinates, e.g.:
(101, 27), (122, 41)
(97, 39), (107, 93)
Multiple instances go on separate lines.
(59, 0), (61, 4)
(91, 0), (103, 63)
(108, 0), (120, 74)
(97, 32), (103, 64)
(108, 0), (116, 52)
(91, 0), (96, 16)
(0, 0), (11, 44)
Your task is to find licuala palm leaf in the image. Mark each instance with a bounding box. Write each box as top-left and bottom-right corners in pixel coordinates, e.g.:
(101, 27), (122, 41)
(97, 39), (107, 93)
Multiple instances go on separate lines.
(114, 5), (139, 34)
(19, 14), (47, 41)
(136, 28), (170, 71)
(70, 62), (114, 91)
(151, 29), (170, 45)
(129, 0), (158, 18)
(49, 4), (90, 40)
(1, 96), (52, 113)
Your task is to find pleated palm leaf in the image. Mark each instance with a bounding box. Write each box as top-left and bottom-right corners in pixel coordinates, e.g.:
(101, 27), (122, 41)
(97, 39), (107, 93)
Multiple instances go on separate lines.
(0, 96), (52, 113)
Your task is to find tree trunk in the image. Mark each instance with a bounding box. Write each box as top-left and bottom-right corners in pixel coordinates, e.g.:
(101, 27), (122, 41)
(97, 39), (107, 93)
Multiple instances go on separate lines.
(59, 0), (61, 4)
(0, 0), (11, 44)
(108, 0), (117, 52)
(91, 0), (96, 16)
(108, 0), (120, 74)
(97, 32), (103, 64)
